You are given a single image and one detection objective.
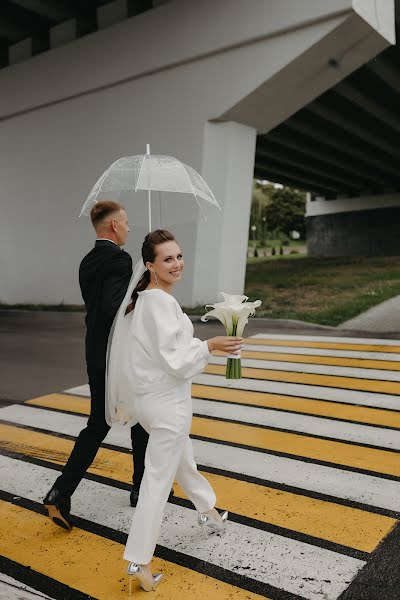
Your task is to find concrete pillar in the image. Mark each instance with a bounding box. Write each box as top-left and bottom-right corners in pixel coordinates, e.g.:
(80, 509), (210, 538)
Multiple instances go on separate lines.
(306, 193), (400, 256)
(192, 122), (256, 305)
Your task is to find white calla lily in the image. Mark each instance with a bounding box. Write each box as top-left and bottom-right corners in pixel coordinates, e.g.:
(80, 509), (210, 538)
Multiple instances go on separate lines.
(201, 292), (262, 379)
(236, 300), (262, 337)
(220, 293), (249, 305)
(201, 306), (234, 333)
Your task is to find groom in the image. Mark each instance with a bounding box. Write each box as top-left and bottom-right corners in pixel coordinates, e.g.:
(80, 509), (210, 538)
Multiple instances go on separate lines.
(43, 200), (149, 530)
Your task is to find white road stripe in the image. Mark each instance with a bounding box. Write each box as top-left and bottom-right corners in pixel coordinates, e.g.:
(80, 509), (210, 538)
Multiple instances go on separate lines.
(192, 399), (400, 449)
(9, 397), (400, 451)
(194, 442), (400, 514)
(0, 455), (364, 600)
(65, 379), (400, 412)
(244, 344), (400, 362)
(0, 575), (54, 600)
(65, 384), (89, 397)
(209, 355), (400, 381)
(2, 404), (400, 512)
(251, 333), (400, 346)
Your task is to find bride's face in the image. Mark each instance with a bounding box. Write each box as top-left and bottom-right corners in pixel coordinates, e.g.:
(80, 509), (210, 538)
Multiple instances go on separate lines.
(148, 240), (184, 285)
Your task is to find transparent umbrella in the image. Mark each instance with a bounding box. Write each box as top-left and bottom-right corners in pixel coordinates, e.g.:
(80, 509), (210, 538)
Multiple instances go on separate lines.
(79, 144), (221, 230)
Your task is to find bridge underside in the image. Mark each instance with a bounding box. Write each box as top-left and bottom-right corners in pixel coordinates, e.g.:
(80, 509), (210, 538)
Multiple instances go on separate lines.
(255, 8), (400, 200)
(255, 2), (400, 257)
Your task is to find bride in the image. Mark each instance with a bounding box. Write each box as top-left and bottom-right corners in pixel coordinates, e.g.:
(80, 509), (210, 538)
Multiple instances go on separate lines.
(106, 229), (244, 593)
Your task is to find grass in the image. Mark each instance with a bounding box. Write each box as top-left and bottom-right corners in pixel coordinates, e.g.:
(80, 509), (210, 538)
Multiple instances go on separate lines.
(243, 254), (400, 326)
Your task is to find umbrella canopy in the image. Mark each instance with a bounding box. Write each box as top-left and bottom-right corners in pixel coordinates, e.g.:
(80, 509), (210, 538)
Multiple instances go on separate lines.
(79, 146), (220, 230)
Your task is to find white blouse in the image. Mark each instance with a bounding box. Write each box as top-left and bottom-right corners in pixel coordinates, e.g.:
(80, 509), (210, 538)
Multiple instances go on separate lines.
(124, 288), (210, 394)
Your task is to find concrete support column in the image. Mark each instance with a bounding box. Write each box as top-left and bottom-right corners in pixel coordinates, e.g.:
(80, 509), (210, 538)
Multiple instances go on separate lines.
(192, 121), (257, 305)
(306, 193), (400, 256)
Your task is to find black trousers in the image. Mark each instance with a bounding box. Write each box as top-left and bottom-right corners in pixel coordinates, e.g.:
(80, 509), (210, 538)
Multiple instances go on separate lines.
(55, 367), (149, 498)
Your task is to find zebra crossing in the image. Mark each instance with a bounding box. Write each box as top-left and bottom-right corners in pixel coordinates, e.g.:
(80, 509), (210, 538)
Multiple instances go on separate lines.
(0, 333), (399, 599)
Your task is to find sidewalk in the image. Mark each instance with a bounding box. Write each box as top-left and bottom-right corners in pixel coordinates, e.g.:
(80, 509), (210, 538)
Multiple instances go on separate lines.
(339, 294), (400, 333)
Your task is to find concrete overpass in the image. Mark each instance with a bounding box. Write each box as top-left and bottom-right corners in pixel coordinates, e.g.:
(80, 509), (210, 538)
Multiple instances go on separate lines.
(0, 0), (395, 306)
(256, 1), (400, 257)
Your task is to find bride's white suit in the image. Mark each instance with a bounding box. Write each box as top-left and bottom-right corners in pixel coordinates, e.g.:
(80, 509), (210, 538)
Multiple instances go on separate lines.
(123, 287), (216, 564)
(106, 229), (243, 591)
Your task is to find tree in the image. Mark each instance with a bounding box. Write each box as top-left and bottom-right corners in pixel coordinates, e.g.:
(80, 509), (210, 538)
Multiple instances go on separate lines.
(263, 186), (306, 238)
(249, 180), (274, 240)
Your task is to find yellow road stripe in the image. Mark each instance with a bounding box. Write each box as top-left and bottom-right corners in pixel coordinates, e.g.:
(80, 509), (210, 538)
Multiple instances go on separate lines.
(205, 364), (400, 395)
(29, 387), (400, 430)
(0, 500), (267, 600)
(215, 350), (400, 372)
(192, 385), (400, 428)
(25, 394), (400, 477)
(244, 338), (400, 353)
(4, 414), (397, 552)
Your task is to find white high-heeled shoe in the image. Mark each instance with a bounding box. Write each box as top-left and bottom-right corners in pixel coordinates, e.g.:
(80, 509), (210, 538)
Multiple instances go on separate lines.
(197, 510), (229, 536)
(127, 562), (163, 595)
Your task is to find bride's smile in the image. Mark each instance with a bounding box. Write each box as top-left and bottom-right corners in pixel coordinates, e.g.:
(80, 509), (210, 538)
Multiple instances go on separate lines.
(146, 240), (184, 292)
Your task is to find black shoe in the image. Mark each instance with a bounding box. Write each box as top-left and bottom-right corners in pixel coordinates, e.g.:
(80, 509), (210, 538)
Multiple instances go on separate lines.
(43, 487), (73, 531)
(130, 487), (174, 507)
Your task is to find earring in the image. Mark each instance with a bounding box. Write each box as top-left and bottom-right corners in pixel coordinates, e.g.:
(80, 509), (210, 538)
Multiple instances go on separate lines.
(154, 271), (159, 286)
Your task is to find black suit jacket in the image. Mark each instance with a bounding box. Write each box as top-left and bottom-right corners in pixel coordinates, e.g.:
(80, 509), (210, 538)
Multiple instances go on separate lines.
(79, 240), (133, 369)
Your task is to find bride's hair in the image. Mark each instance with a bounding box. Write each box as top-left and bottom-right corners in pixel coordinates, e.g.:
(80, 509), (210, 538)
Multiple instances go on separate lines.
(127, 229), (176, 313)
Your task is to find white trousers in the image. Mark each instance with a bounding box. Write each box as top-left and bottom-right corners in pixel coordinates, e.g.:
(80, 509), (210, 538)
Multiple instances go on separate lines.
(123, 382), (216, 564)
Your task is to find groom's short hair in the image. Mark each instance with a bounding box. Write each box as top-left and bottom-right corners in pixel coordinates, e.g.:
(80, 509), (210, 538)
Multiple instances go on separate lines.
(90, 200), (125, 229)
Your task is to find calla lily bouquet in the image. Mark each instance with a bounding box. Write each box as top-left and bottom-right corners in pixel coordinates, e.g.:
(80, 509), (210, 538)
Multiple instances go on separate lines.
(201, 293), (262, 379)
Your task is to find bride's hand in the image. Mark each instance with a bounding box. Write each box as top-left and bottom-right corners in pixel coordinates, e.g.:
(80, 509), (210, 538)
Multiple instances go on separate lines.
(207, 336), (244, 354)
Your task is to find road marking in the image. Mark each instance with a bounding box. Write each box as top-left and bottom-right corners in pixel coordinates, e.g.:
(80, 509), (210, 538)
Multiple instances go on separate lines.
(191, 385), (400, 429)
(15, 397), (400, 477)
(7, 403), (400, 513)
(0, 496), (269, 600)
(210, 355), (400, 381)
(194, 374), (400, 411)
(22, 394), (400, 449)
(242, 344), (400, 361)
(67, 378), (400, 412)
(219, 349), (400, 372)
(0, 459), (366, 600)
(0, 573), (54, 600)
(205, 364), (400, 394)
(0, 407), (397, 554)
(248, 334), (400, 349)
(3, 332), (400, 599)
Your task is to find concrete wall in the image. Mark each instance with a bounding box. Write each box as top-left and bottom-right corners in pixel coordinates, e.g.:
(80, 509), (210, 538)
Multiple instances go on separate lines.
(307, 206), (400, 257)
(0, 0), (394, 305)
(306, 193), (400, 257)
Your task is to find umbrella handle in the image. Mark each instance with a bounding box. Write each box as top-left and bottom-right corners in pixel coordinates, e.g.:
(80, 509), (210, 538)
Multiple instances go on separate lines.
(146, 143), (151, 230)
(148, 188), (151, 232)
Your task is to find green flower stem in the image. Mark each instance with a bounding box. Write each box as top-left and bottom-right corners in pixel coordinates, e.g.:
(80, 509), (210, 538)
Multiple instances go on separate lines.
(226, 357), (242, 379)
(225, 318), (242, 379)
